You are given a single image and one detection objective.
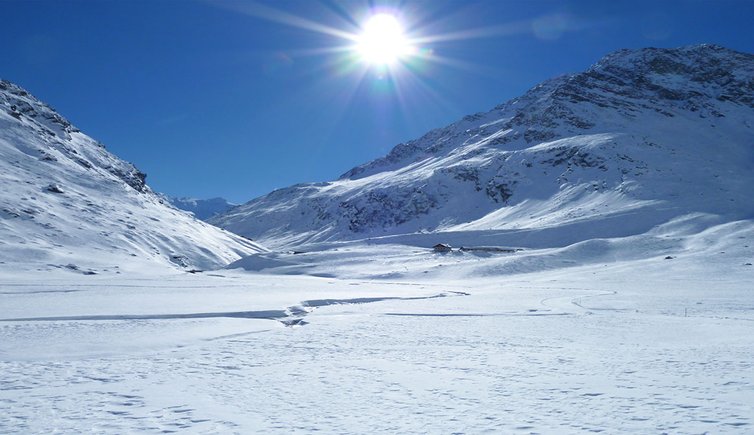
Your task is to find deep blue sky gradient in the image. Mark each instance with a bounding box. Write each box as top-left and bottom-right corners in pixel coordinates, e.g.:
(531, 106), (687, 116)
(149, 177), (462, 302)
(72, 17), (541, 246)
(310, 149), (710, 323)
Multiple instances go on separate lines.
(2, 0), (753, 202)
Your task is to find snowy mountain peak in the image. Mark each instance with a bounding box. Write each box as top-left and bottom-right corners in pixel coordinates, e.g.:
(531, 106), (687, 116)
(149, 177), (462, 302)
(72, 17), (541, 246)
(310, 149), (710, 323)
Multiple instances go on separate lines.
(341, 44), (754, 181)
(1, 79), (79, 138)
(591, 43), (753, 76)
(0, 79), (149, 193)
(0, 79), (265, 272)
(212, 44), (754, 249)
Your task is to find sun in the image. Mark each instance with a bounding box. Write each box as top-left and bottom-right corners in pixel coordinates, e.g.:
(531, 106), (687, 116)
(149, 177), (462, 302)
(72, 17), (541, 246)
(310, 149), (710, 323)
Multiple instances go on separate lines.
(355, 13), (415, 66)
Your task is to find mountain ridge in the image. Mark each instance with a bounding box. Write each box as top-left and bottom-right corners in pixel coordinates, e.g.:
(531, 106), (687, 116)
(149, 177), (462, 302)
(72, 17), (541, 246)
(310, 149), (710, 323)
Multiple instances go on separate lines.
(340, 44), (753, 180)
(211, 44), (754, 249)
(0, 79), (266, 272)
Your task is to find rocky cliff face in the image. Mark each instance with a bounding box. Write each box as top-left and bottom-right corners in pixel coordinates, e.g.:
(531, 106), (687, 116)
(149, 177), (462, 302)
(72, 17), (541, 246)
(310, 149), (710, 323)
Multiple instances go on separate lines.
(212, 45), (754, 249)
(0, 80), (266, 271)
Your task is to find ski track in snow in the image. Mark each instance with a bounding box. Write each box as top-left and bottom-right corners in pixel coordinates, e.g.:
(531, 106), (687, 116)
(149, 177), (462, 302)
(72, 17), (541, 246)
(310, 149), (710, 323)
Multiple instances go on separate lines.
(0, 291), (468, 326)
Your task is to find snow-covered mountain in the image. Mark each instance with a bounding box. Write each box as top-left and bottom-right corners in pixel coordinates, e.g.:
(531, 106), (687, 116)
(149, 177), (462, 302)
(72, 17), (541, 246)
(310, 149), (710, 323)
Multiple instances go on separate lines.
(169, 196), (236, 221)
(212, 44), (754, 249)
(0, 79), (265, 272)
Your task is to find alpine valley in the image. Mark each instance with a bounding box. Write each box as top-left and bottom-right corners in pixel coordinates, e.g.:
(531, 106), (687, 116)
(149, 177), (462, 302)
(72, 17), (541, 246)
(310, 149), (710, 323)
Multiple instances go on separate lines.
(1, 45), (753, 434)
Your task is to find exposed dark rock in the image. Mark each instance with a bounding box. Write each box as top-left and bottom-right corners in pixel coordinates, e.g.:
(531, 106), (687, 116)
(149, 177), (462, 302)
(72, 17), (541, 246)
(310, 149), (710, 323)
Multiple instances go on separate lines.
(45, 183), (64, 193)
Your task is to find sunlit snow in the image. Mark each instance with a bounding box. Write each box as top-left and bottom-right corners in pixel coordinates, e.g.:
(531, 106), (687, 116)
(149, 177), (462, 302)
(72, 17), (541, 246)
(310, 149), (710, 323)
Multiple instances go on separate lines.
(2, 45), (753, 433)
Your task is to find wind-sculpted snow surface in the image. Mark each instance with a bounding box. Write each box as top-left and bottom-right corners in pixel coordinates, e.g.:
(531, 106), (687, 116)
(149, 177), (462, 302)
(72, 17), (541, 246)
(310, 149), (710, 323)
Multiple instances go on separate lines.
(212, 45), (754, 249)
(0, 80), (265, 271)
(1, 233), (753, 433)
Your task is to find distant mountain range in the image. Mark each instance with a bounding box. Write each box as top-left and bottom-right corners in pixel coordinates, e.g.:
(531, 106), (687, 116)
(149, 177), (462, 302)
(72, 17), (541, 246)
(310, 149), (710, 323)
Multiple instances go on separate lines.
(211, 44), (754, 249)
(169, 197), (236, 221)
(0, 79), (265, 272)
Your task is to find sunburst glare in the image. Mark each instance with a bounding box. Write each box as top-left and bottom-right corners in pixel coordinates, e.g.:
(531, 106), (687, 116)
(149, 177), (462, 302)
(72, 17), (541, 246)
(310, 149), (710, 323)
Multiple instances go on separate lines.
(354, 13), (416, 67)
(209, 1), (516, 126)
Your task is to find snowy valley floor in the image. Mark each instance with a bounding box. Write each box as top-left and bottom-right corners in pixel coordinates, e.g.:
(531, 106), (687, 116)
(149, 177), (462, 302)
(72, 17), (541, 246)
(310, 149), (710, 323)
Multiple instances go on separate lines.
(1, 235), (753, 433)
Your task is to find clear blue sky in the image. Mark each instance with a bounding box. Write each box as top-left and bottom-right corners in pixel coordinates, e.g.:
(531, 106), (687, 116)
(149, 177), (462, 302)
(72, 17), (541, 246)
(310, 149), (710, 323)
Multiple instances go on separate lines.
(2, 0), (753, 203)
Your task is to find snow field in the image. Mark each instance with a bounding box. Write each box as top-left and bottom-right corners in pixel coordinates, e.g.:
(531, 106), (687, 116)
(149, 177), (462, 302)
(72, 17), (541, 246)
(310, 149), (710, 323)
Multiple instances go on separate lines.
(1, 226), (752, 433)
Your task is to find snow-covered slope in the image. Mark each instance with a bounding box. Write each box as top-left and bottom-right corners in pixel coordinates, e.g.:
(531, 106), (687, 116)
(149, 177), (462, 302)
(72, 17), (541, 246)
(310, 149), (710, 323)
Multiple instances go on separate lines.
(212, 44), (754, 249)
(0, 79), (265, 272)
(169, 196), (236, 221)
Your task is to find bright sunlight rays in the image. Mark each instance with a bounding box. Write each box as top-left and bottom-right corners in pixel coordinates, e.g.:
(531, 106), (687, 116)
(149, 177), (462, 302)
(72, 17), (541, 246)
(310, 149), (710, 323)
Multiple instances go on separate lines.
(211, 1), (504, 123)
(355, 14), (415, 66)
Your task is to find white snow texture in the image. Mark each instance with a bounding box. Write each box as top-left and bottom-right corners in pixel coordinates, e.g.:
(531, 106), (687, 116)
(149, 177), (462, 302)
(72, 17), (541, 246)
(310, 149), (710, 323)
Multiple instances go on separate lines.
(1, 44), (753, 434)
(0, 79), (265, 273)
